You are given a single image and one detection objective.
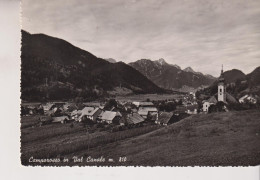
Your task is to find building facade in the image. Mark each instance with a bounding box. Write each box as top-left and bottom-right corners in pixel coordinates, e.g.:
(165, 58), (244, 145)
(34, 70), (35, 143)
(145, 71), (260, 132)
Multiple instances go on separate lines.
(218, 65), (226, 102)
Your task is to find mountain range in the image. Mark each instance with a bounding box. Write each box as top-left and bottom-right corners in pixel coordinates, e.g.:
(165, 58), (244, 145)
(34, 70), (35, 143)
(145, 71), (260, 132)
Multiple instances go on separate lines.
(105, 58), (117, 63)
(21, 30), (260, 101)
(129, 59), (216, 91)
(21, 30), (164, 101)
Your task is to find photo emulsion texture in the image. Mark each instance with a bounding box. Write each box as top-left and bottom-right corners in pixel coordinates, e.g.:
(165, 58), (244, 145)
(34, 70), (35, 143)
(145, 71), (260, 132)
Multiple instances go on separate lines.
(21, 0), (260, 166)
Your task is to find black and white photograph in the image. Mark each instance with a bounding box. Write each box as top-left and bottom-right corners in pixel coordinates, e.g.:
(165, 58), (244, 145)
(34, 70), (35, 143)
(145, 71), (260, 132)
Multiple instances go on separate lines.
(19, 0), (260, 166)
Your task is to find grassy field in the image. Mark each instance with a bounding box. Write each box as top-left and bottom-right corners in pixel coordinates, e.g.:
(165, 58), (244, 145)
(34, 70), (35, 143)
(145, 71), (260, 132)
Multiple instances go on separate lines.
(21, 110), (260, 166)
(21, 116), (160, 165)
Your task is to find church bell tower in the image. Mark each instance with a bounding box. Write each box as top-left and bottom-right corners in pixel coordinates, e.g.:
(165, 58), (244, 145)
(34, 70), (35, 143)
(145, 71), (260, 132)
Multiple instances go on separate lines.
(218, 65), (226, 102)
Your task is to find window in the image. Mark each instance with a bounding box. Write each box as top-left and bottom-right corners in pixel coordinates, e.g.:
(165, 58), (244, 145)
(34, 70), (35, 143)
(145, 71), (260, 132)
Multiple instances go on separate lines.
(220, 89), (222, 92)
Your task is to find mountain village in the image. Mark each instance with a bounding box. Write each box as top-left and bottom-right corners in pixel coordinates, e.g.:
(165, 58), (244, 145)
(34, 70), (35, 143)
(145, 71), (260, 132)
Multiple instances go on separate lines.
(21, 66), (259, 134)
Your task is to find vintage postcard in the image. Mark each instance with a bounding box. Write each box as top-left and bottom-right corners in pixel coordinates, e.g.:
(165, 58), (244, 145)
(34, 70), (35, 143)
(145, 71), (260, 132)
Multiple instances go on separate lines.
(20, 0), (260, 166)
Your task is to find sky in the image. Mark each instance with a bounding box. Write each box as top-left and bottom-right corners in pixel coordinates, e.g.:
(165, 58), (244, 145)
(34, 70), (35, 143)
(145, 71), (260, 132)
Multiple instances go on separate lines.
(22, 0), (260, 76)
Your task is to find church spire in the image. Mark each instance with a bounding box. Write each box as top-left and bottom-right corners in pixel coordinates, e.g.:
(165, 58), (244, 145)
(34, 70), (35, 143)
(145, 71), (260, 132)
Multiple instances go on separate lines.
(218, 64), (226, 102)
(219, 64), (225, 83)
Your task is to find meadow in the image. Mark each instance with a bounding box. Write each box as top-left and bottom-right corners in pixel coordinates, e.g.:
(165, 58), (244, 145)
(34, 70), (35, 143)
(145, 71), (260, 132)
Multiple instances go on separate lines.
(21, 116), (160, 165)
(72, 109), (260, 166)
(41, 110), (260, 166)
(21, 110), (260, 166)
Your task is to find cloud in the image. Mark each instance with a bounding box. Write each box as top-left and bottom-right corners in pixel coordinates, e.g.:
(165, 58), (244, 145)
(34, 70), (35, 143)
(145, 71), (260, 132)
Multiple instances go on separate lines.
(22, 0), (260, 76)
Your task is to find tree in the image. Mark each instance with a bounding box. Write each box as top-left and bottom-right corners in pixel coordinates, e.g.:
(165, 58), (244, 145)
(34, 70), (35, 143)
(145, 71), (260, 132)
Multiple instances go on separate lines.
(208, 102), (226, 113)
(104, 99), (117, 110)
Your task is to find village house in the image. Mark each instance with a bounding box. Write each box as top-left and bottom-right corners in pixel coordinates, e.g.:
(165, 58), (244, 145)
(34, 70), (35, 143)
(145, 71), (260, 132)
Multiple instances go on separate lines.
(78, 107), (102, 122)
(120, 101), (133, 112)
(52, 106), (66, 117)
(186, 104), (198, 114)
(202, 96), (218, 112)
(155, 112), (174, 126)
(42, 103), (55, 114)
(126, 113), (144, 126)
(239, 94), (257, 104)
(174, 104), (198, 115)
(27, 106), (36, 115)
(52, 116), (70, 124)
(70, 109), (80, 120)
(99, 111), (122, 124)
(137, 107), (158, 120)
(189, 92), (196, 99)
(62, 103), (70, 111)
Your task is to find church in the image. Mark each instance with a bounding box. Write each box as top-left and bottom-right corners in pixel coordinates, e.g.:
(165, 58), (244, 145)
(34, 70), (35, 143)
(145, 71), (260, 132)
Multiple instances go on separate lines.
(202, 65), (232, 113)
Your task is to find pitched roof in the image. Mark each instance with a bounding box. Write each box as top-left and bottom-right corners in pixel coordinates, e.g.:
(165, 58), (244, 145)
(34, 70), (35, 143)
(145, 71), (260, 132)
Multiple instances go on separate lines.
(119, 114), (127, 124)
(70, 109), (80, 116)
(207, 96), (218, 104)
(127, 113), (145, 124)
(226, 92), (238, 103)
(67, 104), (78, 112)
(80, 106), (94, 114)
(80, 107), (100, 117)
(139, 107), (158, 112)
(63, 103), (70, 110)
(43, 103), (55, 111)
(157, 112), (174, 124)
(137, 109), (149, 116)
(52, 116), (69, 122)
(239, 94), (248, 101)
(100, 111), (117, 121)
(115, 111), (122, 117)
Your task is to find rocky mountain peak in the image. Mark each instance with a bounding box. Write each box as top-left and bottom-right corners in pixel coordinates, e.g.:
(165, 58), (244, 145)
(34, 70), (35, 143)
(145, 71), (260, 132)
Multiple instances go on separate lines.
(184, 67), (195, 73)
(156, 58), (167, 65)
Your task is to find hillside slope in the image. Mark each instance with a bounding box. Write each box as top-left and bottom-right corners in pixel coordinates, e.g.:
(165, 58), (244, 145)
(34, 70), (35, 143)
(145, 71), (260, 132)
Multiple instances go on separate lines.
(247, 67), (260, 86)
(73, 110), (260, 166)
(129, 59), (216, 90)
(222, 69), (246, 84)
(21, 31), (164, 101)
(197, 68), (260, 98)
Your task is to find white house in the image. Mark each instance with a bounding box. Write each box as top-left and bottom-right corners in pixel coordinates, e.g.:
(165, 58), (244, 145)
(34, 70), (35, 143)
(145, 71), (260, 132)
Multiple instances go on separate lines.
(186, 105), (198, 114)
(203, 96), (218, 112)
(78, 107), (102, 122)
(239, 95), (257, 104)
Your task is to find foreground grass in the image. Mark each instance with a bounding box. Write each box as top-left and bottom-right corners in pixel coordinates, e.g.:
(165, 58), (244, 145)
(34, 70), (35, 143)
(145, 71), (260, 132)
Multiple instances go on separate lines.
(21, 121), (160, 165)
(50, 110), (260, 166)
(22, 110), (260, 166)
